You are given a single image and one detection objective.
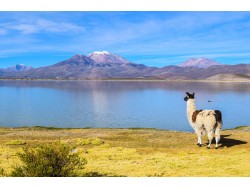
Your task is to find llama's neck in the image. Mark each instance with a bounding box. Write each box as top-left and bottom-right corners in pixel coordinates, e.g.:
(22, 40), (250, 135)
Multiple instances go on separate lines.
(186, 99), (196, 123)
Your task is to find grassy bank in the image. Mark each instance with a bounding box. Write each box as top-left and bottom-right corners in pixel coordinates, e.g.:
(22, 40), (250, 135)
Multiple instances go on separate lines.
(0, 126), (250, 177)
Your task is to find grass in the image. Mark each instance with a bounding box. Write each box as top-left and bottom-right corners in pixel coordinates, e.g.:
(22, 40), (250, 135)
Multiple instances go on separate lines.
(0, 126), (249, 177)
(5, 140), (26, 146)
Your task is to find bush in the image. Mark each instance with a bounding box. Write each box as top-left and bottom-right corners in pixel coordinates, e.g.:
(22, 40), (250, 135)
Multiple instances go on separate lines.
(0, 166), (6, 177)
(76, 138), (105, 146)
(84, 171), (107, 177)
(10, 142), (86, 177)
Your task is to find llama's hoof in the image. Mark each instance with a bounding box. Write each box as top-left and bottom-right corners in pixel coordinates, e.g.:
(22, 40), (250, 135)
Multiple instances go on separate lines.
(215, 147), (218, 149)
(197, 143), (200, 145)
(199, 144), (202, 147)
(207, 146), (210, 149)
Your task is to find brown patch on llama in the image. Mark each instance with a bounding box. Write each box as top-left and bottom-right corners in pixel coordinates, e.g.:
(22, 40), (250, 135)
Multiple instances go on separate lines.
(192, 110), (202, 123)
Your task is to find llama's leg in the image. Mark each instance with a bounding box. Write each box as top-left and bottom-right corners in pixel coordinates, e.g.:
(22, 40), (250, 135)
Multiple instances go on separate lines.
(195, 129), (200, 145)
(197, 135), (200, 145)
(215, 126), (221, 149)
(197, 138), (200, 145)
(195, 128), (202, 147)
(198, 133), (202, 147)
(207, 130), (214, 149)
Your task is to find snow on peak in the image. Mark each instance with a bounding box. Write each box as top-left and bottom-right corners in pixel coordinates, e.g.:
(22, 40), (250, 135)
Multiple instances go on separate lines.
(178, 57), (221, 68)
(90, 51), (111, 55)
(88, 51), (130, 64)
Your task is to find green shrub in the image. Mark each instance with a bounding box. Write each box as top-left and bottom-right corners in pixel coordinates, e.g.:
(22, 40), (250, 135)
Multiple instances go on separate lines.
(10, 142), (86, 177)
(84, 171), (107, 177)
(0, 166), (6, 177)
(76, 138), (105, 146)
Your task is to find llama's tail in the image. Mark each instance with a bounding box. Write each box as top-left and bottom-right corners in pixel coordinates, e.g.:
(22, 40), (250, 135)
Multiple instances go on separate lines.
(214, 110), (222, 126)
(214, 110), (222, 148)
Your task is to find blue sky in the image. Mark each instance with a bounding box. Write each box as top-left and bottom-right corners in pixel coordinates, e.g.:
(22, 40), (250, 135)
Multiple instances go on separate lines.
(0, 11), (250, 68)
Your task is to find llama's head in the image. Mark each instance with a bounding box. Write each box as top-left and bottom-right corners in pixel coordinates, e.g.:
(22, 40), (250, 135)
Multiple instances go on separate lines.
(184, 92), (195, 101)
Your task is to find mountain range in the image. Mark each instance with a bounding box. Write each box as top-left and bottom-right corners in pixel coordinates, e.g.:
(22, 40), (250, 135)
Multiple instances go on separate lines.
(0, 51), (249, 81)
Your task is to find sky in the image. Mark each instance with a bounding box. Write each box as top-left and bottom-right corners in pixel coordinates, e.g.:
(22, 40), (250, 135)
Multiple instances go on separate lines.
(1, 11), (250, 68)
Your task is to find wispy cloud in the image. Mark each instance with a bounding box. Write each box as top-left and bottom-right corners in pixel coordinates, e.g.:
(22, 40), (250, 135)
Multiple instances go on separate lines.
(7, 23), (38, 34)
(1, 12), (250, 67)
(0, 28), (7, 35)
(1, 18), (85, 35)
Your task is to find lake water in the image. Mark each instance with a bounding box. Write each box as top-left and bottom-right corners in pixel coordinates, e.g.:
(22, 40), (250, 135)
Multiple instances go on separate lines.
(0, 80), (249, 132)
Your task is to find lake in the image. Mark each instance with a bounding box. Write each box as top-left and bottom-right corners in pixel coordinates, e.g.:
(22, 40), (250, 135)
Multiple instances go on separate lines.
(0, 80), (249, 132)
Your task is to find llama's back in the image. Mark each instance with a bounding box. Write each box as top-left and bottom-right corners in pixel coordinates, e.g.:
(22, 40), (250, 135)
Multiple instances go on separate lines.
(195, 110), (222, 130)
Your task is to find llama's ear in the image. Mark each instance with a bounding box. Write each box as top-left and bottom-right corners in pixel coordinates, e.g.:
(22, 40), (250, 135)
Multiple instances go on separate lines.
(186, 92), (189, 95)
(192, 93), (195, 96)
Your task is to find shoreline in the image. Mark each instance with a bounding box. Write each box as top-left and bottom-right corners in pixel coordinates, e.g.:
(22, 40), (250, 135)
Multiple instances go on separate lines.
(0, 125), (249, 132)
(0, 78), (249, 83)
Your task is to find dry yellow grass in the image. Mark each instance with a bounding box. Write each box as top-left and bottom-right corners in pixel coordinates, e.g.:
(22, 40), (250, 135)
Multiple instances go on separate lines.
(0, 126), (249, 177)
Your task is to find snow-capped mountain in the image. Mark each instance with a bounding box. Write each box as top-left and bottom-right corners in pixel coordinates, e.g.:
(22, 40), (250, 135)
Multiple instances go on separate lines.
(88, 51), (130, 64)
(0, 52), (249, 81)
(178, 58), (221, 68)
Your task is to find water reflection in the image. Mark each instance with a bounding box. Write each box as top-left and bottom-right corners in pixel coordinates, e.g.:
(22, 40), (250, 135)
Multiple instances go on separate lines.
(1, 80), (250, 93)
(0, 80), (249, 131)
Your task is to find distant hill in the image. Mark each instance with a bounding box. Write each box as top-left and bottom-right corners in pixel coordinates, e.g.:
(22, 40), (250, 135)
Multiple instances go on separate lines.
(153, 64), (250, 80)
(3, 64), (33, 72)
(206, 74), (250, 81)
(0, 52), (249, 81)
(178, 57), (221, 68)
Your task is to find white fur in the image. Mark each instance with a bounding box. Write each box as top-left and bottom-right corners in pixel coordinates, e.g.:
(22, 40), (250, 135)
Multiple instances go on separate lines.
(186, 99), (222, 148)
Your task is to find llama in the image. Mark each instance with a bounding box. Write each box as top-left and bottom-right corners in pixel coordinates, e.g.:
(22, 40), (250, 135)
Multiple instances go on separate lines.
(184, 92), (222, 149)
